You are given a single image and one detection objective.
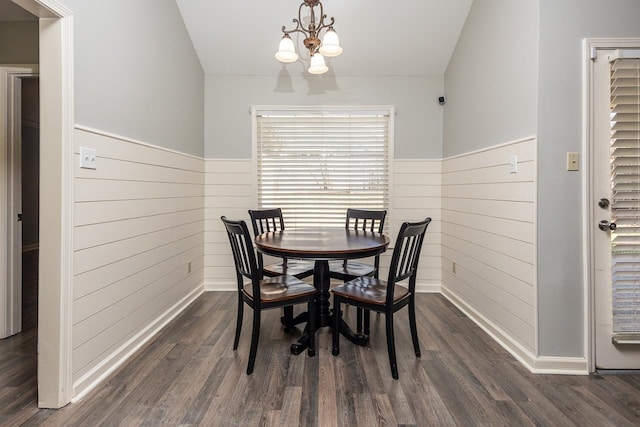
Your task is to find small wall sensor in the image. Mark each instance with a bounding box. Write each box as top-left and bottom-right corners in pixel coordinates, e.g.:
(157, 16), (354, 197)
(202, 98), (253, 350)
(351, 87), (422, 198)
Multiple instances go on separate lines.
(438, 96), (446, 105)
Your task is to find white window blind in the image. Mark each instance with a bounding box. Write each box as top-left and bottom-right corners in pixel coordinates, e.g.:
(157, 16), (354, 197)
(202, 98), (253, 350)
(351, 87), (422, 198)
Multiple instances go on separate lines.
(610, 56), (640, 335)
(254, 107), (391, 228)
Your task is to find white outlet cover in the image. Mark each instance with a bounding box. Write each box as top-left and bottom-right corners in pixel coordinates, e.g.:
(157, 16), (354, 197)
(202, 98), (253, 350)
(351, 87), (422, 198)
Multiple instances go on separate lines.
(80, 147), (97, 169)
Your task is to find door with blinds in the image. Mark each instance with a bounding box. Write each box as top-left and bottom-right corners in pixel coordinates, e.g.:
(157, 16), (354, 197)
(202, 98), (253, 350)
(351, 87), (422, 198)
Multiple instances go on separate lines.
(593, 48), (640, 369)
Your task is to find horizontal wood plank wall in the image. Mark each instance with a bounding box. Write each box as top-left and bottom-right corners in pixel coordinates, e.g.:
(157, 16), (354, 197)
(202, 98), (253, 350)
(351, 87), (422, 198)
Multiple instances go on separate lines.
(204, 160), (253, 290)
(441, 137), (537, 356)
(381, 160), (441, 292)
(204, 159), (442, 291)
(72, 127), (205, 396)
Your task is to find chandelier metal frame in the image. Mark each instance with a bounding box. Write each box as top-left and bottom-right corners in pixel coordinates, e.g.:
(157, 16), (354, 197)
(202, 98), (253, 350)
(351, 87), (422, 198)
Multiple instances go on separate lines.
(281, 0), (334, 57)
(275, 0), (342, 74)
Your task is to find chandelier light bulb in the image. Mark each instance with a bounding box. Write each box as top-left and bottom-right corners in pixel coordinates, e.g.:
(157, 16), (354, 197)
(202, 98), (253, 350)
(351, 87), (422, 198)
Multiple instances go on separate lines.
(308, 54), (328, 74)
(275, 34), (299, 63)
(319, 28), (343, 57)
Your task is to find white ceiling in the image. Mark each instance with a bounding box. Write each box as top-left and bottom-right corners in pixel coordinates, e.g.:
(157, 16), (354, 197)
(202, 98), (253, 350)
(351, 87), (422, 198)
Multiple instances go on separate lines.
(0, 0), (474, 76)
(176, 0), (474, 77)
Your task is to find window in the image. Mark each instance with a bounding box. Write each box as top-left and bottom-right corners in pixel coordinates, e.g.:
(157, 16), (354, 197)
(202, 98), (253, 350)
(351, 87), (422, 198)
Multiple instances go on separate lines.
(253, 106), (393, 228)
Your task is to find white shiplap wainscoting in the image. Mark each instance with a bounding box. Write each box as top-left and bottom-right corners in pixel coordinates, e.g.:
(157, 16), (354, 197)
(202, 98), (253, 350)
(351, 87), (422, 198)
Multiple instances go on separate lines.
(441, 137), (544, 372)
(203, 159), (254, 290)
(382, 159), (442, 292)
(72, 127), (205, 399)
(204, 159), (442, 291)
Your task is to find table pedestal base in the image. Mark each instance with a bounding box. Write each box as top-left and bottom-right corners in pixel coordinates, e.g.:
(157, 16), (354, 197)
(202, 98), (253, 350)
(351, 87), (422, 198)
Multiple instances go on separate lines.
(290, 315), (369, 355)
(289, 259), (368, 355)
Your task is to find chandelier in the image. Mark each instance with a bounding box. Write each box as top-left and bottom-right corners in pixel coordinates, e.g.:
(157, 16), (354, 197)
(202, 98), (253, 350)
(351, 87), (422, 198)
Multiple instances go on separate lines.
(275, 0), (343, 75)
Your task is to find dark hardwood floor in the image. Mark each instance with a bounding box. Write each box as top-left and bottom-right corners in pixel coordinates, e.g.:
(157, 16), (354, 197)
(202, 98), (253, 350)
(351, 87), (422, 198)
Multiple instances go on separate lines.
(2, 289), (640, 426)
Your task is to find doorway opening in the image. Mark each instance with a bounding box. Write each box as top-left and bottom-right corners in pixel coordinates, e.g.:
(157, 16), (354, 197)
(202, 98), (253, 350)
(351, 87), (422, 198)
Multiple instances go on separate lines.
(0, 0), (74, 408)
(20, 76), (39, 334)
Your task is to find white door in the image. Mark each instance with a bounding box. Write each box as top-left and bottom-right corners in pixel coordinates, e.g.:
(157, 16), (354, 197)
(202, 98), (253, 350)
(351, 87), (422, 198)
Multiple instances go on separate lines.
(0, 66), (37, 339)
(592, 48), (640, 369)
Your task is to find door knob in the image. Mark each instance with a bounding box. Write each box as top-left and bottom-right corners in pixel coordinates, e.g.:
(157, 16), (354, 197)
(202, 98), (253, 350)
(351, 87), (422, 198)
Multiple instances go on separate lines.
(598, 220), (616, 231)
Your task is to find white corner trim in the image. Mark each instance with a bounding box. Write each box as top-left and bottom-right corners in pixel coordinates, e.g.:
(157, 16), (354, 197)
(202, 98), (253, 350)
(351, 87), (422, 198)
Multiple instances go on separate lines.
(72, 283), (205, 402)
(442, 287), (589, 375)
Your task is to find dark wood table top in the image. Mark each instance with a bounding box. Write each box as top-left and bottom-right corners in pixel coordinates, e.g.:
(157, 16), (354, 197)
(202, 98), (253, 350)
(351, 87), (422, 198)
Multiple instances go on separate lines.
(255, 227), (389, 261)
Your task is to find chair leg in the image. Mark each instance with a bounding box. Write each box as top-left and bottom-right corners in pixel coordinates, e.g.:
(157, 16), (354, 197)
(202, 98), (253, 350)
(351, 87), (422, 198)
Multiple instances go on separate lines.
(409, 296), (421, 357)
(332, 297), (340, 356)
(385, 312), (398, 379)
(363, 309), (371, 335)
(283, 305), (294, 333)
(247, 309), (261, 375)
(307, 298), (316, 357)
(233, 295), (244, 351)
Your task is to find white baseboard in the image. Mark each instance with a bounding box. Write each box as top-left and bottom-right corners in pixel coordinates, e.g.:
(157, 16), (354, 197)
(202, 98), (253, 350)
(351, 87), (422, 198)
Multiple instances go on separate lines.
(441, 287), (588, 375)
(204, 280), (236, 292)
(72, 282), (205, 402)
(416, 282), (442, 293)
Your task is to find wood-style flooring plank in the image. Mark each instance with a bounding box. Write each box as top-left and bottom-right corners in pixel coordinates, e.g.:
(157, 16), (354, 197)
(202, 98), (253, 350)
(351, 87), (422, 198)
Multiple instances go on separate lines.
(2, 292), (640, 426)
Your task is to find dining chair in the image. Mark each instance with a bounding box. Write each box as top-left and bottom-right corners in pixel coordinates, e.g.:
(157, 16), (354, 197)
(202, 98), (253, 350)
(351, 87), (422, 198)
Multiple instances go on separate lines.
(248, 208), (315, 331)
(221, 216), (317, 375)
(331, 217), (431, 379)
(329, 208), (387, 335)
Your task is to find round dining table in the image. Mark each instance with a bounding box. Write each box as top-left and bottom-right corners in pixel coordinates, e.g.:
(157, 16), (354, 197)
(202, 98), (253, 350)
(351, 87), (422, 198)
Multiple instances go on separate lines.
(255, 227), (390, 355)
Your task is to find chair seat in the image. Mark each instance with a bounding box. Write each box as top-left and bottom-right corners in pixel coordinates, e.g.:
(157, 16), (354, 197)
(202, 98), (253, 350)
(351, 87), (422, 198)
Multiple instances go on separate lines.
(328, 260), (376, 281)
(243, 275), (317, 302)
(331, 276), (408, 305)
(263, 259), (315, 279)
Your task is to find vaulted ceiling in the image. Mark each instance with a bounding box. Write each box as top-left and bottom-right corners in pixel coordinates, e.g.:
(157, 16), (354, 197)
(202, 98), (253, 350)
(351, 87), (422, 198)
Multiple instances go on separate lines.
(0, 0), (475, 77)
(176, 0), (474, 77)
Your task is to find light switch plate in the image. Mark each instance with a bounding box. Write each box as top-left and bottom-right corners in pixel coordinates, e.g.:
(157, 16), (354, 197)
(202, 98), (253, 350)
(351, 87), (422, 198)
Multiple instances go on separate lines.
(80, 147), (96, 169)
(567, 152), (579, 171)
(509, 155), (518, 173)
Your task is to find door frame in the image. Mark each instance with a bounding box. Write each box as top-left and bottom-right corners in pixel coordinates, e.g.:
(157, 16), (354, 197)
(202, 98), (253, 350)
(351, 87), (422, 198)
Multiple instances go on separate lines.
(584, 38), (640, 373)
(9, 0), (75, 408)
(0, 66), (38, 340)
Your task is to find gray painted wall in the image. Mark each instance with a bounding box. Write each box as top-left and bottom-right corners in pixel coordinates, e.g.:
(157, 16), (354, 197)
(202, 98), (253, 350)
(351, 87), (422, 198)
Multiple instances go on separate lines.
(537, 0), (640, 356)
(443, 0), (539, 156)
(205, 74), (444, 159)
(60, 0), (205, 156)
(445, 0), (640, 359)
(0, 21), (38, 63)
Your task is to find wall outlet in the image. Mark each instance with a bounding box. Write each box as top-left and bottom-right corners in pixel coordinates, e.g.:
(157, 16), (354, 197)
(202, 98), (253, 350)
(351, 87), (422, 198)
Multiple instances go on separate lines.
(187, 261), (192, 274)
(80, 147), (97, 169)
